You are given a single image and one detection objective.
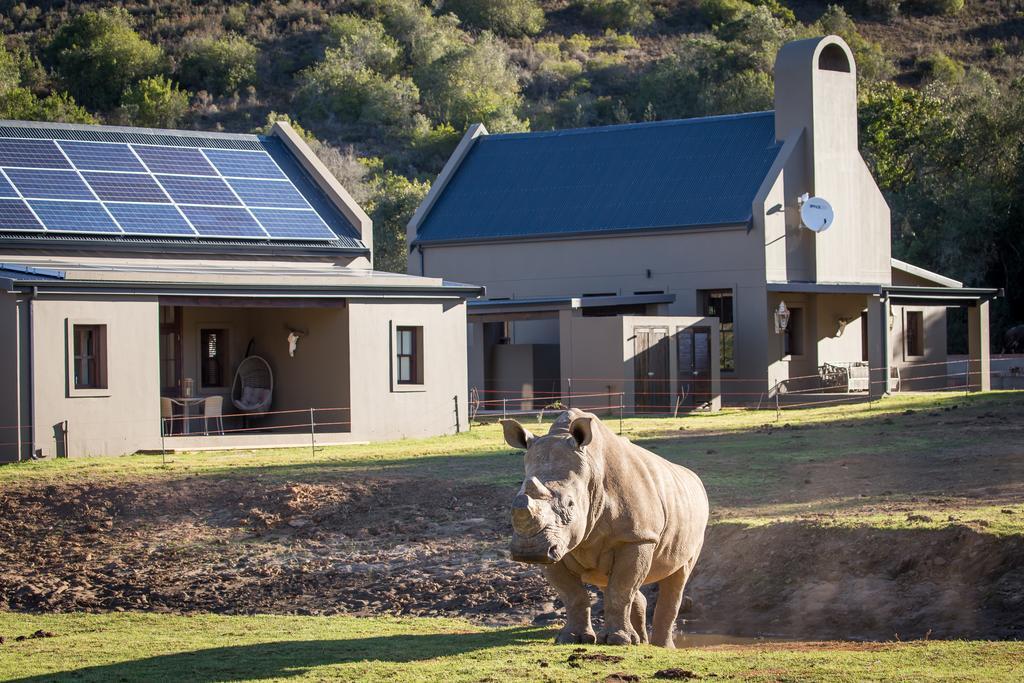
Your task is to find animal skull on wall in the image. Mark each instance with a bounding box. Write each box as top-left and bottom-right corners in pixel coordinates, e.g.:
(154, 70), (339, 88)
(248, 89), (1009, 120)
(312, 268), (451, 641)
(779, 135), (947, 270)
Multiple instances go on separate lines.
(285, 324), (308, 357)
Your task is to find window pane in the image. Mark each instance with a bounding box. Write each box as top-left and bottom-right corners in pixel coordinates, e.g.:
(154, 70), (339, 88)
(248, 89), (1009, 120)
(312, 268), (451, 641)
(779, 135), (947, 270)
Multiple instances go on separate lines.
(398, 356), (411, 381)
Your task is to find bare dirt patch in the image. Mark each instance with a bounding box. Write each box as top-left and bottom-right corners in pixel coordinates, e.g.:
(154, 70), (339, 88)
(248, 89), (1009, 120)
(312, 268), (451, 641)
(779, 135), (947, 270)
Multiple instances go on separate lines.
(1, 470), (1021, 640)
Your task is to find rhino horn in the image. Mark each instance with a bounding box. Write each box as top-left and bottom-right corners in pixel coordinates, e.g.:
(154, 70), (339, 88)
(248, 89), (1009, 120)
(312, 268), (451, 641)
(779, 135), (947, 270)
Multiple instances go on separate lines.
(524, 476), (553, 500)
(512, 493), (544, 535)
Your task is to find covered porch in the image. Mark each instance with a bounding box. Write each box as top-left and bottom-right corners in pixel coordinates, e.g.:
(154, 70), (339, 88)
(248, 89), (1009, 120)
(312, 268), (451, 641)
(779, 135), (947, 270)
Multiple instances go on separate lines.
(467, 293), (721, 415)
(765, 281), (999, 401)
(157, 297), (352, 448)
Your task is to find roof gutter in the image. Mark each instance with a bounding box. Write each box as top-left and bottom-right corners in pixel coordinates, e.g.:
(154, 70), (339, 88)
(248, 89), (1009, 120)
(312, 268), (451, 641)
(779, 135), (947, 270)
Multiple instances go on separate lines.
(0, 236), (369, 259)
(6, 278), (484, 300)
(411, 221), (749, 249)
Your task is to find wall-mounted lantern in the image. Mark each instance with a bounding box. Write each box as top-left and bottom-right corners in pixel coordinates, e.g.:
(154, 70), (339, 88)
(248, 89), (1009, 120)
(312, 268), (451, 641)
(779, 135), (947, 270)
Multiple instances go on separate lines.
(774, 301), (790, 334)
(835, 317), (849, 338)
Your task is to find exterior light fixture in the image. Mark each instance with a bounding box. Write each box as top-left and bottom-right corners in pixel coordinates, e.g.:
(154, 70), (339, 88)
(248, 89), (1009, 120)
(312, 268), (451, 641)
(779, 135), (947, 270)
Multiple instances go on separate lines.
(774, 301), (790, 334)
(835, 317), (848, 337)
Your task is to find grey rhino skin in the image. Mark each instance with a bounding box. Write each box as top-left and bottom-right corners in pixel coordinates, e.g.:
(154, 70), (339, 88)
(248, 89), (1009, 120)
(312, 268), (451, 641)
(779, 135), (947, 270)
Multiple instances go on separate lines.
(503, 409), (709, 648)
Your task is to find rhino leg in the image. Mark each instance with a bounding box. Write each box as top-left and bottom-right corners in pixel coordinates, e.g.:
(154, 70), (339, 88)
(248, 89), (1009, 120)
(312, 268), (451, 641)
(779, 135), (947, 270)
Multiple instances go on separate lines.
(598, 543), (654, 646)
(630, 590), (649, 644)
(542, 561), (596, 644)
(650, 566), (691, 648)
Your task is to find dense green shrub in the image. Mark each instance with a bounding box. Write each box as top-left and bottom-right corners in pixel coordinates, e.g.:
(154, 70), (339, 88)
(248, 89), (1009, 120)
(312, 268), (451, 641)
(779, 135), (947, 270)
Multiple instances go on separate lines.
(46, 9), (165, 111)
(324, 15), (403, 75)
(908, 0), (963, 15)
(120, 75), (189, 128)
(918, 51), (965, 84)
(444, 0), (545, 37)
(578, 0), (655, 30)
(861, 0), (902, 20)
(179, 34), (258, 97)
(416, 33), (526, 132)
(297, 49), (420, 127)
(814, 6), (893, 81)
(700, 0), (754, 25)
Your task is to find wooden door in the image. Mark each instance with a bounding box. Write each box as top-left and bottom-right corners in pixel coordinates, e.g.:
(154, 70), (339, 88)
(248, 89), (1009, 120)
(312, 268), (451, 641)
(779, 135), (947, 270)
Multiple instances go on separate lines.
(678, 327), (712, 408)
(634, 328), (670, 414)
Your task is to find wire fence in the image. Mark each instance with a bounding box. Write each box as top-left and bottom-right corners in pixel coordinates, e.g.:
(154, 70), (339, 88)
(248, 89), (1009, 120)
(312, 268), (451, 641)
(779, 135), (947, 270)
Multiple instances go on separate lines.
(0, 357), (1018, 462)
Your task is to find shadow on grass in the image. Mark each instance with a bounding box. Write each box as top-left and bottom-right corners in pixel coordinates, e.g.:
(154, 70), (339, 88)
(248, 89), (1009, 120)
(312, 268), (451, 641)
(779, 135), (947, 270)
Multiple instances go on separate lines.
(10, 627), (548, 682)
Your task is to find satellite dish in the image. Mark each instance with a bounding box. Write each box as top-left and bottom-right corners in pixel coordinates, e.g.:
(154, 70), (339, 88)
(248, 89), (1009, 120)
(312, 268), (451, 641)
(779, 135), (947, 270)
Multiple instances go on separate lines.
(800, 196), (834, 232)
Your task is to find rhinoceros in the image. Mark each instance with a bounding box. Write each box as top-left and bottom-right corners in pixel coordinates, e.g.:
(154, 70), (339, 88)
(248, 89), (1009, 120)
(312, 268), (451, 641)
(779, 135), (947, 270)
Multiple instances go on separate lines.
(502, 409), (709, 648)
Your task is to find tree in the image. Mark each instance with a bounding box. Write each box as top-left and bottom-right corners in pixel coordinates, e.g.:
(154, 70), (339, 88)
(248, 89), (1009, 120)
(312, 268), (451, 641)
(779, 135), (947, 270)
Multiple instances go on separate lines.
(0, 44), (93, 123)
(121, 76), (189, 128)
(179, 34), (258, 96)
(361, 159), (430, 273)
(297, 49), (420, 128)
(324, 15), (404, 76)
(417, 33), (526, 132)
(578, 0), (655, 30)
(46, 8), (166, 111)
(445, 0), (545, 37)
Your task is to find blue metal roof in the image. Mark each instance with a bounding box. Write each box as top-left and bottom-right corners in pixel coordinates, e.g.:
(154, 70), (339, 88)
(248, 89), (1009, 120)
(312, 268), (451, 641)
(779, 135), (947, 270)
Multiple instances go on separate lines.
(415, 111), (782, 244)
(0, 263), (64, 280)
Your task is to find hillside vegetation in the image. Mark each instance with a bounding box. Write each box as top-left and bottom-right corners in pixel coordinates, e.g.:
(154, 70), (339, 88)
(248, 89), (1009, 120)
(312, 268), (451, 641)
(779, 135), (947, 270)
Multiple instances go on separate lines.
(0, 1), (1021, 343)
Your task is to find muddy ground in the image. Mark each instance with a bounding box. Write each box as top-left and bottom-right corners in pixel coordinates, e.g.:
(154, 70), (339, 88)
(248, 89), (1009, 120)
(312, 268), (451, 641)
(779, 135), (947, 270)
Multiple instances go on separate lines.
(2, 396), (1024, 641)
(1, 471), (1021, 641)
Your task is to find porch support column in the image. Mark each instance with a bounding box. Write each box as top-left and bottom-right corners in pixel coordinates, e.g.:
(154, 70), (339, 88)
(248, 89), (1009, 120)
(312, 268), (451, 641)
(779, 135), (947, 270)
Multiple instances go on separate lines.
(467, 319), (486, 398)
(968, 300), (990, 392)
(867, 294), (890, 399)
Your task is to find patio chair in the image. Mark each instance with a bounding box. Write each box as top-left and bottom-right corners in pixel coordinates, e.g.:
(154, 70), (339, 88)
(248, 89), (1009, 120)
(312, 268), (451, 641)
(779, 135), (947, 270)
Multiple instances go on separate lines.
(231, 355), (273, 415)
(161, 397), (176, 436)
(203, 395), (225, 435)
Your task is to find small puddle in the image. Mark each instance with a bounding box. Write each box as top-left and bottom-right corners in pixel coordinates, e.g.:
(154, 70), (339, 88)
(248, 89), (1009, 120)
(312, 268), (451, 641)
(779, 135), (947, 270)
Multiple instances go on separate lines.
(675, 633), (788, 648)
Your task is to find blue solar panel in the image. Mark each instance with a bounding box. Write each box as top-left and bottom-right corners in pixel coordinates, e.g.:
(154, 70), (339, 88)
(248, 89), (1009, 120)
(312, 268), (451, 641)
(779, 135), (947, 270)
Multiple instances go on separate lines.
(204, 149), (286, 179)
(251, 208), (336, 239)
(57, 141), (145, 172)
(133, 145), (216, 175)
(6, 169), (94, 200)
(180, 206), (265, 238)
(156, 175), (239, 205)
(228, 178), (308, 208)
(106, 203), (195, 235)
(30, 200), (121, 233)
(0, 139), (70, 169)
(0, 199), (43, 230)
(0, 133), (355, 243)
(0, 174), (18, 198)
(84, 172), (169, 203)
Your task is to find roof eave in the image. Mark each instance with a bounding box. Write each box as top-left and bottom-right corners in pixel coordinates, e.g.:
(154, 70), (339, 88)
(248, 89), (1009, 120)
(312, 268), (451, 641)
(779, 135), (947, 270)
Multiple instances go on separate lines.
(412, 220), (751, 248)
(9, 277), (485, 299)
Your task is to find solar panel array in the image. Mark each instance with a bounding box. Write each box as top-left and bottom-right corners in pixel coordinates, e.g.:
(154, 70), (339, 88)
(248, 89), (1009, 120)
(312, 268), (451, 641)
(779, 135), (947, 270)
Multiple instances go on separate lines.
(0, 137), (340, 240)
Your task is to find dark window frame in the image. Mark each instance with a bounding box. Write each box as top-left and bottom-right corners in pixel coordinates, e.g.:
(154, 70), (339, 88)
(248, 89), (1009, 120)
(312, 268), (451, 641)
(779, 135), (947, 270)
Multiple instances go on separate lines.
(700, 289), (735, 372)
(905, 310), (924, 358)
(783, 307), (805, 358)
(396, 326), (422, 385)
(73, 324), (107, 390)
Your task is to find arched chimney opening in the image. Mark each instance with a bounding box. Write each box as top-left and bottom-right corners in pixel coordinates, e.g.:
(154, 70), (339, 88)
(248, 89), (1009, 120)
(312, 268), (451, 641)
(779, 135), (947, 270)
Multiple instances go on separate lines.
(818, 43), (851, 73)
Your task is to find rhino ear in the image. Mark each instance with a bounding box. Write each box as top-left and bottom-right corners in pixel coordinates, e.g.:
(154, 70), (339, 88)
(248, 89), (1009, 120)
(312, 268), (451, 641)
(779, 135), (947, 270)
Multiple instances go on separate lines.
(501, 419), (536, 450)
(569, 416), (593, 448)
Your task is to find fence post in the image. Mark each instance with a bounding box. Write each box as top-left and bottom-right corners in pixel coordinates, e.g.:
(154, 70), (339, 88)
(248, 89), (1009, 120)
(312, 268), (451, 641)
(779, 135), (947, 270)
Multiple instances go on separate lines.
(160, 426), (166, 466)
(503, 398), (507, 421)
(309, 407), (316, 457)
(775, 391), (781, 422)
(619, 392), (624, 434)
(567, 378), (573, 408)
(454, 395), (460, 434)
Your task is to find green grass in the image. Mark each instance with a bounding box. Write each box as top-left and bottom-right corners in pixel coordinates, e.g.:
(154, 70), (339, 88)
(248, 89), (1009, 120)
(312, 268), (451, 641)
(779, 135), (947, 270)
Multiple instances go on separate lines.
(3, 391), (1022, 535)
(1, 613), (1022, 682)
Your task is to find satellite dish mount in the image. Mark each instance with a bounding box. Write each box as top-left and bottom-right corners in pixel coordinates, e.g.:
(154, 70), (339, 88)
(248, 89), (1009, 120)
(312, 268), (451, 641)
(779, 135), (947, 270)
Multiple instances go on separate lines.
(798, 193), (835, 233)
